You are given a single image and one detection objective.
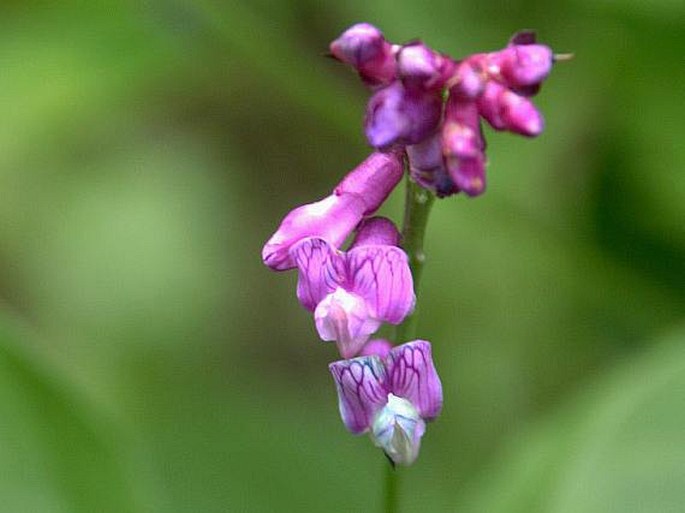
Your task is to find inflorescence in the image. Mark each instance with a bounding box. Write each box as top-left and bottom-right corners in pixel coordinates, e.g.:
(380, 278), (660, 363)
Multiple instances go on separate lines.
(262, 23), (559, 466)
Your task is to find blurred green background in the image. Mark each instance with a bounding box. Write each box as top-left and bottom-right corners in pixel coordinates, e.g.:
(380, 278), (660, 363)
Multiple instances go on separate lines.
(1, 1), (684, 512)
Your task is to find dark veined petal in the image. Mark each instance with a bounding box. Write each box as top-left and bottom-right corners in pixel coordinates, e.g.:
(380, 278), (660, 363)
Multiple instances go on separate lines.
(290, 237), (346, 312)
(329, 355), (389, 434)
(347, 245), (415, 324)
(386, 340), (443, 420)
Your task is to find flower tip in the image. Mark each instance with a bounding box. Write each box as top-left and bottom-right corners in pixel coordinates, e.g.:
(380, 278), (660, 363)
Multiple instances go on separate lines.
(262, 241), (292, 271)
(329, 23), (384, 66)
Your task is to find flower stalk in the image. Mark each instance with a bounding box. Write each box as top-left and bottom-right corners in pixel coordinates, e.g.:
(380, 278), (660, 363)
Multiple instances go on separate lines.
(396, 171), (435, 344)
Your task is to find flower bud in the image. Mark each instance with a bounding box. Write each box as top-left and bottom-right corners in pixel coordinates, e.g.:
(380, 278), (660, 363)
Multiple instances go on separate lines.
(365, 81), (442, 149)
(477, 81), (544, 136)
(406, 133), (459, 198)
(397, 42), (455, 92)
(349, 217), (400, 248)
(330, 23), (397, 87)
(334, 151), (403, 215)
(450, 57), (487, 99)
(490, 44), (553, 89)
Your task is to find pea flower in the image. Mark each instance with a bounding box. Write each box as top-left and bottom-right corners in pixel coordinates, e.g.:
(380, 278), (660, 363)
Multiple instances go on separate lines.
(262, 151), (403, 271)
(289, 217), (415, 358)
(329, 340), (443, 466)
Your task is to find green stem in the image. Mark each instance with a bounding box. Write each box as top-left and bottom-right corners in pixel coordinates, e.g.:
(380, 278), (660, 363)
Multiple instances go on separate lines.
(384, 461), (398, 513)
(383, 162), (436, 513)
(395, 172), (435, 343)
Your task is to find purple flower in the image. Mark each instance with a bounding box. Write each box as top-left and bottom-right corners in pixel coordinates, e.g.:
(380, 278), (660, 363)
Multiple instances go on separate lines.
(477, 80), (544, 137)
(450, 58), (487, 100)
(359, 338), (392, 358)
(329, 340), (443, 466)
(406, 133), (459, 198)
(334, 150), (404, 215)
(365, 81), (442, 149)
(396, 42), (455, 92)
(329, 23), (397, 87)
(289, 218), (415, 358)
(262, 151), (403, 271)
(442, 95), (487, 196)
(488, 31), (553, 91)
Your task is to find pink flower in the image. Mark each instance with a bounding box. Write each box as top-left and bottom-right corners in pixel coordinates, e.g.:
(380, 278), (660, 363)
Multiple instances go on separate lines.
(289, 218), (414, 358)
(329, 340), (443, 466)
(262, 151), (403, 271)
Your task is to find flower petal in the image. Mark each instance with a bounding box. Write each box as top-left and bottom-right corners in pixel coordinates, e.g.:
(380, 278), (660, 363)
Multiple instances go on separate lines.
(407, 133), (459, 198)
(365, 81), (442, 149)
(329, 355), (389, 434)
(347, 245), (415, 324)
(314, 288), (381, 358)
(349, 217), (400, 249)
(370, 393), (426, 466)
(386, 340), (443, 420)
(334, 151), (403, 215)
(329, 23), (397, 87)
(290, 238), (346, 311)
(262, 192), (366, 271)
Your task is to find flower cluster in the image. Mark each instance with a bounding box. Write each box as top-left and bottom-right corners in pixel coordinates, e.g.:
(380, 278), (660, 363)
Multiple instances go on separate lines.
(262, 23), (559, 466)
(331, 24), (555, 197)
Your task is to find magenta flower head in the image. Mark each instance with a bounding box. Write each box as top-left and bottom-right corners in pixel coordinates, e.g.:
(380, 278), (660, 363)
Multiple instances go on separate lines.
(365, 81), (442, 149)
(329, 340), (443, 466)
(289, 217), (415, 358)
(329, 23), (397, 87)
(262, 151), (403, 271)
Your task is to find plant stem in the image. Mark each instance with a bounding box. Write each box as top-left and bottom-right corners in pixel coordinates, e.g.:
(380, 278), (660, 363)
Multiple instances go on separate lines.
(395, 172), (435, 343)
(384, 461), (398, 513)
(383, 162), (436, 513)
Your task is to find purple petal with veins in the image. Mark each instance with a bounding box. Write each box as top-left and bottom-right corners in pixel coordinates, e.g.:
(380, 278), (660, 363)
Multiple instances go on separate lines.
(386, 340), (443, 420)
(290, 237), (346, 311)
(329, 355), (389, 434)
(347, 245), (415, 324)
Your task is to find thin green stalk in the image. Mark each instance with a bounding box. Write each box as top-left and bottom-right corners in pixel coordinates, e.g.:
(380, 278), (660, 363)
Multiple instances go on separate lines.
(384, 163), (436, 513)
(384, 461), (398, 513)
(395, 172), (435, 343)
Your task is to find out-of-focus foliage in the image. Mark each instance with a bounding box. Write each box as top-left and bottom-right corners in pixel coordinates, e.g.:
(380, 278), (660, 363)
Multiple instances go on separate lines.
(0, 0), (683, 512)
